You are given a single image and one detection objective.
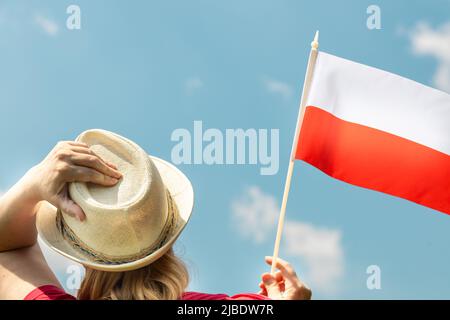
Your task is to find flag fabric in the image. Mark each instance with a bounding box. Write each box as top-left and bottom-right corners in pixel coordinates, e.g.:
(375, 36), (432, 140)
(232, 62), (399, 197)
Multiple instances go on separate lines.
(295, 52), (450, 215)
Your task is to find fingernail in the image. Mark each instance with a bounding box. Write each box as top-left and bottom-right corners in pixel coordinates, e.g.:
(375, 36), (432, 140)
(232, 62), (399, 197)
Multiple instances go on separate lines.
(107, 176), (119, 184)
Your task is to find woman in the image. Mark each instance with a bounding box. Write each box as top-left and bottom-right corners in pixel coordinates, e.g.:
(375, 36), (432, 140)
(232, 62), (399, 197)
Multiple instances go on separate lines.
(0, 130), (311, 300)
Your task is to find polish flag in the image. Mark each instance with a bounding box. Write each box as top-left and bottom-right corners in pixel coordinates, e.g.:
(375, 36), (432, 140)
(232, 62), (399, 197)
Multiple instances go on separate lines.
(295, 52), (450, 215)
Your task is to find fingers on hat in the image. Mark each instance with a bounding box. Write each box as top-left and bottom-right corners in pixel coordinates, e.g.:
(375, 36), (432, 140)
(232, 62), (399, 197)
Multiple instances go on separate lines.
(70, 153), (122, 179)
(69, 147), (122, 178)
(69, 166), (119, 186)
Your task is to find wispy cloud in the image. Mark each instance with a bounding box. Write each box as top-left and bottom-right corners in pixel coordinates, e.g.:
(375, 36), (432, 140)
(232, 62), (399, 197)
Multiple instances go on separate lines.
(35, 14), (59, 36)
(283, 221), (344, 293)
(262, 76), (294, 100)
(185, 76), (204, 95)
(231, 186), (344, 293)
(409, 22), (450, 93)
(231, 186), (278, 244)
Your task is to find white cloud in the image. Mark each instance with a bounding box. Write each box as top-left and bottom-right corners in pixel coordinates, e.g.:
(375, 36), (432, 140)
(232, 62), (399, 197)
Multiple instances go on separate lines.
(231, 186), (278, 244)
(35, 14), (59, 36)
(262, 76), (293, 100)
(409, 22), (450, 93)
(231, 186), (344, 293)
(283, 221), (344, 293)
(185, 76), (204, 95)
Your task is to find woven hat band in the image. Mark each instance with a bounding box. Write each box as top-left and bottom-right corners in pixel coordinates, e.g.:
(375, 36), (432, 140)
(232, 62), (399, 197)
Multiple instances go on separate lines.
(56, 189), (179, 265)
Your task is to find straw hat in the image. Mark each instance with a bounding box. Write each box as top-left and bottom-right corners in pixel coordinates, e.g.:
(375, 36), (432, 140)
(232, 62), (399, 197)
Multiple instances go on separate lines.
(36, 129), (194, 272)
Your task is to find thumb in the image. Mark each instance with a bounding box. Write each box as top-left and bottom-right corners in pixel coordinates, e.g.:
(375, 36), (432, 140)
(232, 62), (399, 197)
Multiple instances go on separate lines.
(262, 273), (281, 298)
(56, 194), (86, 221)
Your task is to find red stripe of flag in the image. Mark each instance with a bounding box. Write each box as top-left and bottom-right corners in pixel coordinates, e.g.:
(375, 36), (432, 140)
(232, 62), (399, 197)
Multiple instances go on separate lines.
(295, 106), (450, 215)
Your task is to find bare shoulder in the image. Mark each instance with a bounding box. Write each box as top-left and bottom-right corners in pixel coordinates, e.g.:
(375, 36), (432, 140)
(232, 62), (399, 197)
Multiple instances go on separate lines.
(0, 243), (61, 299)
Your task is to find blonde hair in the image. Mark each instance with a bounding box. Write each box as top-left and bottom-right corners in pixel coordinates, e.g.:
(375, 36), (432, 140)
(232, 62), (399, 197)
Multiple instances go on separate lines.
(77, 248), (189, 300)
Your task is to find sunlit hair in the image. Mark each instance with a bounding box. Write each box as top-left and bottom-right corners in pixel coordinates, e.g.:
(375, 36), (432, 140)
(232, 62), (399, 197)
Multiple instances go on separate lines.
(77, 248), (189, 300)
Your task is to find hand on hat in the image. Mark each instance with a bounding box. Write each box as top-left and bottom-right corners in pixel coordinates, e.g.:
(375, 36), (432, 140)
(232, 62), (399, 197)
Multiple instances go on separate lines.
(28, 141), (122, 221)
(258, 256), (312, 300)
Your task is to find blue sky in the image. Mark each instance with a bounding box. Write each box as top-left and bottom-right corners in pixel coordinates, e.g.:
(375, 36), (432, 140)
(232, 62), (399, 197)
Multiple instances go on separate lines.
(0, 0), (449, 299)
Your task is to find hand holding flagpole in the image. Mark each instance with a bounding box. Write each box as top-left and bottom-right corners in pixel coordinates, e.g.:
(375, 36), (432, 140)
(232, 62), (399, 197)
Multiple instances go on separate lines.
(270, 31), (320, 274)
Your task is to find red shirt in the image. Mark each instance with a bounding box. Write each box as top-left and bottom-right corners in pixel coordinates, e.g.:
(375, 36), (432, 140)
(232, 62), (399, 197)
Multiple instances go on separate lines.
(24, 285), (269, 300)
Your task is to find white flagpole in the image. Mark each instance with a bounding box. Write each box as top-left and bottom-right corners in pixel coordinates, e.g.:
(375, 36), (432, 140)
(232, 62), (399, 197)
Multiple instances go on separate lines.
(270, 31), (320, 274)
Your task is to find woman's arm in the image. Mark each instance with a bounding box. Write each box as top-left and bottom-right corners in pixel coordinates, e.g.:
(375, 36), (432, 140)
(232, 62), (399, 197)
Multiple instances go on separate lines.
(0, 141), (121, 299)
(0, 170), (42, 251)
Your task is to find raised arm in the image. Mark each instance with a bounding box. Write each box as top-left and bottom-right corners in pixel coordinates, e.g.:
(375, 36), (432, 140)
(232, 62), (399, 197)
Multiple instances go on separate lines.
(0, 141), (121, 299)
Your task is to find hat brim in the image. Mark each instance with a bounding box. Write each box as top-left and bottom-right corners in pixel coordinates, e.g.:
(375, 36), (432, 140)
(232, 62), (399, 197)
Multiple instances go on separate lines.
(36, 156), (194, 272)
